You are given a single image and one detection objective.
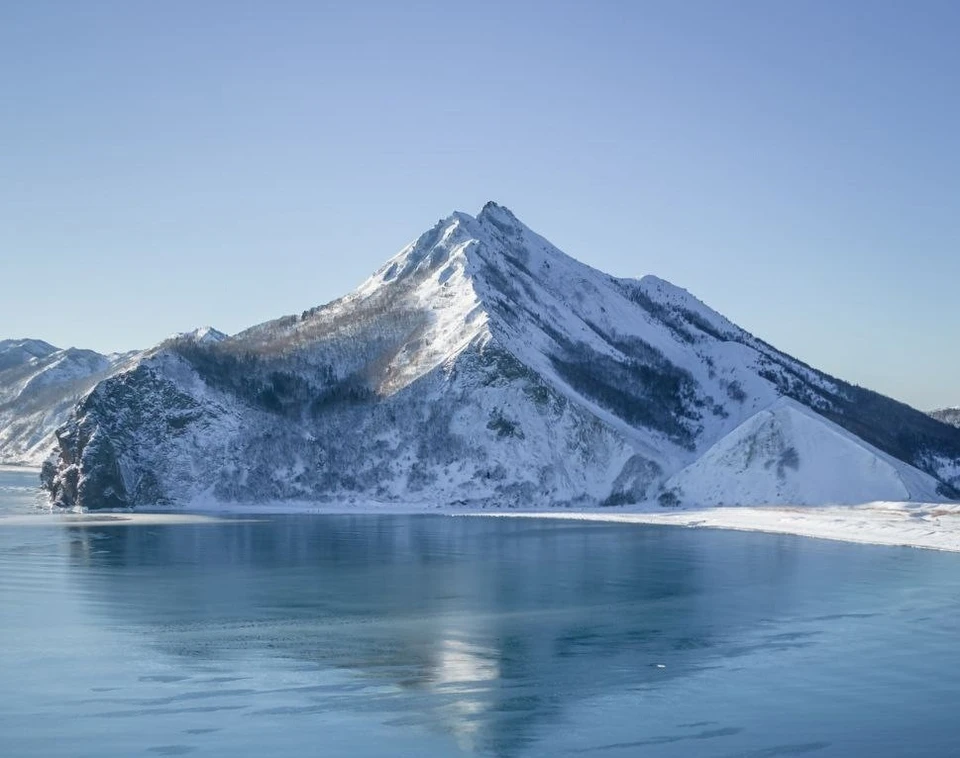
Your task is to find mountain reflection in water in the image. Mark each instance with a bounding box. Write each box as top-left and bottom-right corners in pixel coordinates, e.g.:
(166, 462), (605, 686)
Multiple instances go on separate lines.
(0, 499), (953, 758)
(57, 514), (903, 756)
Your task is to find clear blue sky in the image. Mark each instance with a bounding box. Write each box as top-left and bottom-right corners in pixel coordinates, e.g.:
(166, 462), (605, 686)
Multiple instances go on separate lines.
(2, 1), (958, 409)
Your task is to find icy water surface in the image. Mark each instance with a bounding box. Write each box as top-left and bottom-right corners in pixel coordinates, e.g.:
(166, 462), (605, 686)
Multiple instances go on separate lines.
(2, 468), (960, 757)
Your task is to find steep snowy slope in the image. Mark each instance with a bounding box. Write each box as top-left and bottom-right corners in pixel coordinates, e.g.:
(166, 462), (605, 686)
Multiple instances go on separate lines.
(42, 203), (960, 510)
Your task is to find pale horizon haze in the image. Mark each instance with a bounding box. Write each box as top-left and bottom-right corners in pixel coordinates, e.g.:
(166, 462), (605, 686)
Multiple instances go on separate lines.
(2, 1), (959, 410)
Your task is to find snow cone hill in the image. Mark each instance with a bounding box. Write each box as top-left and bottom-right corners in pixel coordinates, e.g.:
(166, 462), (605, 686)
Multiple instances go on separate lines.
(39, 202), (960, 511)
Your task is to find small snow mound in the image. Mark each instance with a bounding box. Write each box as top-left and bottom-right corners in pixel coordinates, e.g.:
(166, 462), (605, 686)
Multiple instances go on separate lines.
(665, 398), (945, 506)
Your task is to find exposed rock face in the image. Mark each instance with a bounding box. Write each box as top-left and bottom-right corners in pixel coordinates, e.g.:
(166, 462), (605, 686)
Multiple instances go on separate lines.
(40, 203), (960, 510)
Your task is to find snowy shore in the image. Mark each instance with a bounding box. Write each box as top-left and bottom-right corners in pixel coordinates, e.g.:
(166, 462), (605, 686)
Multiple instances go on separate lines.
(465, 502), (960, 553)
(7, 501), (958, 555)
(181, 498), (960, 553)
(4, 469), (960, 553)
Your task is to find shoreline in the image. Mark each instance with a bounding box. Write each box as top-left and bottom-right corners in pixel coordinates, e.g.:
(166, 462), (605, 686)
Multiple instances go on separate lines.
(460, 503), (960, 553)
(2, 471), (959, 552)
(168, 497), (960, 552)
(0, 464), (41, 474)
(168, 500), (960, 553)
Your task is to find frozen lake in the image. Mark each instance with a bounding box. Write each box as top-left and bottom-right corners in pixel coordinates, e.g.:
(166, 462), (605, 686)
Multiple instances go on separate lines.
(2, 467), (960, 756)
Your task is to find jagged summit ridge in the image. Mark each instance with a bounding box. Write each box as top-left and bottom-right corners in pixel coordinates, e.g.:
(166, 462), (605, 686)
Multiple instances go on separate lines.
(237, 201), (600, 394)
(37, 203), (960, 510)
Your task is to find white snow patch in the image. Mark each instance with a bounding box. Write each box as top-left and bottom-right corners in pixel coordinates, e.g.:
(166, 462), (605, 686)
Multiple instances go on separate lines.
(665, 399), (945, 506)
(469, 502), (960, 553)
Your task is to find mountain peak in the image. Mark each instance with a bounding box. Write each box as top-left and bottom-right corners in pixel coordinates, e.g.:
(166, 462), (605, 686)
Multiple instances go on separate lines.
(170, 326), (228, 345)
(477, 202), (536, 247)
(477, 200), (520, 225)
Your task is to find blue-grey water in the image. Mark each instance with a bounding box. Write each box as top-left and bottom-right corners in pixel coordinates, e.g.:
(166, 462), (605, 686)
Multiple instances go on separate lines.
(2, 468), (960, 757)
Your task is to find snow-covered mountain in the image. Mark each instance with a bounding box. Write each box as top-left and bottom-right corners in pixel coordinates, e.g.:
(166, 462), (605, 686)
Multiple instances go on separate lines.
(40, 202), (960, 510)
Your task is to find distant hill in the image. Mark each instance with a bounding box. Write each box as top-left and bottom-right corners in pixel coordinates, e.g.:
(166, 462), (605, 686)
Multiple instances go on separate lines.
(0, 329), (223, 466)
